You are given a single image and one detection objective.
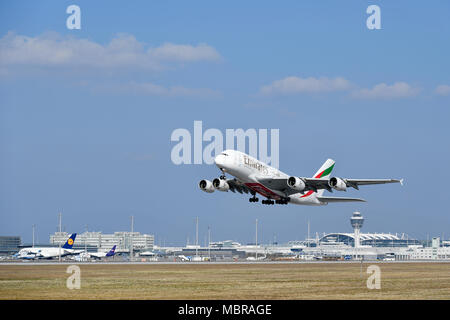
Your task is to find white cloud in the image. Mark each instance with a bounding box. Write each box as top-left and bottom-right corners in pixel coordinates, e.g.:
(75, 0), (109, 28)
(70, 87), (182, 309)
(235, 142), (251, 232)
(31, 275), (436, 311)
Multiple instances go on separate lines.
(0, 32), (221, 71)
(259, 76), (425, 100)
(148, 43), (221, 62)
(94, 81), (221, 98)
(351, 82), (420, 99)
(259, 76), (352, 95)
(435, 84), (450, 96)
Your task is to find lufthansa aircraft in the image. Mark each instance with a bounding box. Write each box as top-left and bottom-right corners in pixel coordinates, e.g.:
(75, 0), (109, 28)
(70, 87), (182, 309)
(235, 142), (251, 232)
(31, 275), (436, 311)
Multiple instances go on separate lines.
(199, 150), (402, 205)
(14, 233), (81, 259)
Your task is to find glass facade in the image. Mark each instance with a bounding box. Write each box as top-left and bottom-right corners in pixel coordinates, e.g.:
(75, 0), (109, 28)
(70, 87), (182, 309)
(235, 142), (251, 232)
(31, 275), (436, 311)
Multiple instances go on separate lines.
(50, 231), (154, 251)
(0, 236), (21, 254)
(319, 233), (421, 247)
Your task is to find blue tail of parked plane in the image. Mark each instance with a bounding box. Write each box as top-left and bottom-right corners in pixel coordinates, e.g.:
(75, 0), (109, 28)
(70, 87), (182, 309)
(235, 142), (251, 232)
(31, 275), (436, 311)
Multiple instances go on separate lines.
(106, 245), (116, 257)
(62, 233), (77, 249)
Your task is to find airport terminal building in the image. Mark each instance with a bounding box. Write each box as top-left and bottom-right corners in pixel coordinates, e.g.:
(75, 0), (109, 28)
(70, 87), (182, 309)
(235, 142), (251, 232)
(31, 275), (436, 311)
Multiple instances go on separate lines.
(50, 231), (154, 252)
(0, 236), (21, 255)
(194, 212), (449, 261)
(319, 233), (421, 247)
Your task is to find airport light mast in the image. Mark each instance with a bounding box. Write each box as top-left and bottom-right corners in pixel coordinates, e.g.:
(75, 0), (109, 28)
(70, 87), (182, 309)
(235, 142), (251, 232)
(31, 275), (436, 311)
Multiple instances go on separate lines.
(255, 219), (258, 260)
(32, 224), (35, 248)
(58, 212), (62, 262)
(208, 225), (211, 260)
(195, 217), (199, 258)
(130, 216), (134, 261)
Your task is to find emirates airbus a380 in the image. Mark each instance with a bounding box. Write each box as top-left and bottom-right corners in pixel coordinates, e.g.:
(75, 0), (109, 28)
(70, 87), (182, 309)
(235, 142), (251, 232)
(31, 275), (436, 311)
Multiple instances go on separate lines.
(199, 150), (403, 205)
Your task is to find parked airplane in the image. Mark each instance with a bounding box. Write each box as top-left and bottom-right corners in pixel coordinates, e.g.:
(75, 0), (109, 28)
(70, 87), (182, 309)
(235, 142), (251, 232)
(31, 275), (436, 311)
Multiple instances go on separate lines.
(139, 250), (165, 257)
(86, 245), (117, 260)
(139, 251), (157, 257)
(246, 255), (266, 261)
(177, 255), (207, 262)
(14, 233), (81, 259)
(178, 255), (192, 261)
(199, 150), (403, 205)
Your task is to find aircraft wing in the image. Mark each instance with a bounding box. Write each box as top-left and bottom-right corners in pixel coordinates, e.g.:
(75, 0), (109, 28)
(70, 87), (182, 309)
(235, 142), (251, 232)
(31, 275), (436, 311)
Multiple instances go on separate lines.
(343, 179), (404, 189)
(257, 177), (331, 194)
(256, 178), (325, 195)
(226, 179), (252, 194)
(258, 177), (402, 194)
(317, 196), (366, 203)
(68, 249), (85, 255)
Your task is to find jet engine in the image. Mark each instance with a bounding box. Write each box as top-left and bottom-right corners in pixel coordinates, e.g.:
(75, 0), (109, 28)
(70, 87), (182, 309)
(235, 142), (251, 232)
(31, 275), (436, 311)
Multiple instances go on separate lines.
(213, 178), (230, 191)
(329, 177), (347, 191)
(199, 179), (215, 193)
(287, 176), (306, 191)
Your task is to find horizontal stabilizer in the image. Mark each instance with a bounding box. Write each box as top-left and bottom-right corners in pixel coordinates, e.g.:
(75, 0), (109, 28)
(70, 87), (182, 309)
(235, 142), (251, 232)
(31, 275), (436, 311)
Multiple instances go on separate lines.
(317, 196), (366, 203)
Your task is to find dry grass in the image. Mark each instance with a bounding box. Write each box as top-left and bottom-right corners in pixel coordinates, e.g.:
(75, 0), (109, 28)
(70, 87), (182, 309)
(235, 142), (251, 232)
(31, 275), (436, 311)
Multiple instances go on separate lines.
(0, 262), (449, 300)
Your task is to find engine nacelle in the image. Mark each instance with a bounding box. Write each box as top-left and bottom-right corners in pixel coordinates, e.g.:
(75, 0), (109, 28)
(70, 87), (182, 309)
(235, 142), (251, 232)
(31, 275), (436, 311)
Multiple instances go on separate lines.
(329, 177), (347, 191)
(287, 176), (306, 191)
(199, 179), (215, 193)
(212, 178), (230, 192)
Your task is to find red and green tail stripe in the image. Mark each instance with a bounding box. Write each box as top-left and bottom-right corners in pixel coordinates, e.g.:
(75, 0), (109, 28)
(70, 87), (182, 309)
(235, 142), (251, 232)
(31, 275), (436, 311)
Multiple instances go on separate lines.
(301, 162), (335, 198)
(315, 163), (335, 178)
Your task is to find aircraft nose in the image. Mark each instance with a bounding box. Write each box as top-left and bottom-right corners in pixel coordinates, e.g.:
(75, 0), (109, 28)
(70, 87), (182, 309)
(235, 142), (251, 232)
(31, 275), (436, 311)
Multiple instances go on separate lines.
(214, 154), (225, 168)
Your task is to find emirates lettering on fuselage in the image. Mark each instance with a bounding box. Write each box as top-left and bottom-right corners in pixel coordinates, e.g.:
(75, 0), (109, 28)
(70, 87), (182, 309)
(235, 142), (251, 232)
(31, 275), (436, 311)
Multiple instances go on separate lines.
(243, 155), (269, 175)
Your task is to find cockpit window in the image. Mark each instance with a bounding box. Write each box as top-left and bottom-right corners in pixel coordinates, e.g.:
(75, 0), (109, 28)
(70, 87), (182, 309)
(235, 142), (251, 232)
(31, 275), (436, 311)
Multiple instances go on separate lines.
(221, 153), (228, 156)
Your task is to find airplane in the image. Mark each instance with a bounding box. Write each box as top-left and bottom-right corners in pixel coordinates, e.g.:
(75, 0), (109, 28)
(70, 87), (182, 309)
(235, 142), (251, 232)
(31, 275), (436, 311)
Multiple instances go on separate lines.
(178, 255), (208, 262)
(246, 255), (266, 261)
(14, 233), (81, 259)
(139, 250), (157, 257)
(140, 250), (166, 257)
(178, 255), (192, 261)
(84, 245), (117, 260)
(199, 150), (403, 205)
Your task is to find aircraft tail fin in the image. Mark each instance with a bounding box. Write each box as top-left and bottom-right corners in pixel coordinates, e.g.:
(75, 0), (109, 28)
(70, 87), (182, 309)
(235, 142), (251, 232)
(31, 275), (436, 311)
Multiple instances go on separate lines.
(62, 233), (77, 249)
(313, 159), (335, 196)
(106, 245), (116, 257)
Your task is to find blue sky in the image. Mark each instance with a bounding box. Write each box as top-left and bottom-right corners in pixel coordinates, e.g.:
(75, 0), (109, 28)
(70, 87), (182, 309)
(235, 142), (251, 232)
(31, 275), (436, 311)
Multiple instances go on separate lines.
(1, 1), (449, 245)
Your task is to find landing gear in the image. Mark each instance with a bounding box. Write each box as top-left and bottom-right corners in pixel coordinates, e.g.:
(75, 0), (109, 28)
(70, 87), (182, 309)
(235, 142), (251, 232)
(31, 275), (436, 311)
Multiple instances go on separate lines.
(249, 191), (258, 203)
(249, 194), (289, 205)
(219, 169), (226, 180)
(261, 198), (290, 205)
(275, 199), (289, 205)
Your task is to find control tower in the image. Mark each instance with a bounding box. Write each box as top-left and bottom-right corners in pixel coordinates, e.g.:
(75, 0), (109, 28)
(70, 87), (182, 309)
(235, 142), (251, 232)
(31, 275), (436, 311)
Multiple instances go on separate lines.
(350, 211), (364, 248)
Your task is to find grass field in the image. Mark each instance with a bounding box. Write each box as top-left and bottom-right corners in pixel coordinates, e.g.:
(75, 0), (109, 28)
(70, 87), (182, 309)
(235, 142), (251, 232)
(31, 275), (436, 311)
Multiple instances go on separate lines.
(0, 262), (449, 299)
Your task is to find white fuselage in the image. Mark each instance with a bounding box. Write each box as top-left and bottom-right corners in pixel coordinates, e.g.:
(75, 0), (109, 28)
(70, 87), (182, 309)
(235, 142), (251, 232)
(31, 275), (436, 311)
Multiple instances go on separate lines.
(214, 150), (323, 205)
(16, 247), (77, 259)
(89, 251), (109, 259)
